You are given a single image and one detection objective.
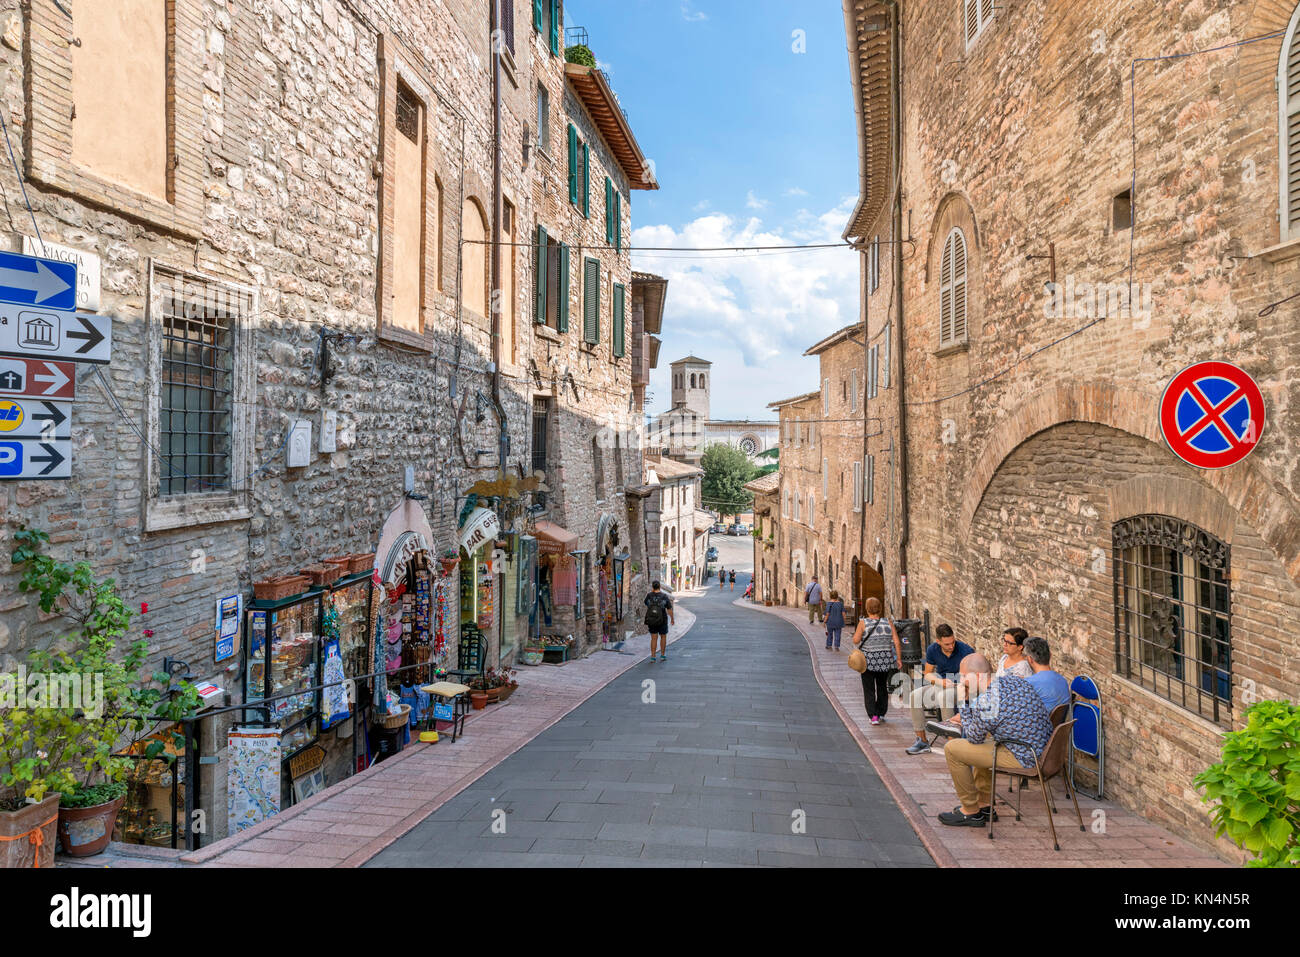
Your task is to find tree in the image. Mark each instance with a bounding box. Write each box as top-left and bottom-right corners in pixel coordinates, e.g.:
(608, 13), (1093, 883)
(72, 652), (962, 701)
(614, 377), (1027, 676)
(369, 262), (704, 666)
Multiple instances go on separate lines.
(701, 443), (758, 521)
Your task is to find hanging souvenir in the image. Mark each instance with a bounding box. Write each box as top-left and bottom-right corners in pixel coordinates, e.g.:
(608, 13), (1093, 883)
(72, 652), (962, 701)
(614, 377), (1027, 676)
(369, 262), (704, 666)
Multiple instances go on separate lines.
(322, 638), (350, 729)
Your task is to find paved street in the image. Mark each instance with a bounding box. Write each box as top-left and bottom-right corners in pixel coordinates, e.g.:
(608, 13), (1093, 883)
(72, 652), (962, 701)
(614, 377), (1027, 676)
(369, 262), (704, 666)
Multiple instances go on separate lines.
(366, 566), (933, 868)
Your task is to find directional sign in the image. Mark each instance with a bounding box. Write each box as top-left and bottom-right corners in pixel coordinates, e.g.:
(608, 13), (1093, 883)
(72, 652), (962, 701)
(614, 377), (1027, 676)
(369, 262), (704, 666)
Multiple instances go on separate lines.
(1160, 361), (1266, 470)
(0, 438), (71, 480)
(0, 357), (75, 400)
(0, 309), (111, 364)
(0, 398), (71, 439)
(22, 237), (101, 311)
(0, 250), (77, 311)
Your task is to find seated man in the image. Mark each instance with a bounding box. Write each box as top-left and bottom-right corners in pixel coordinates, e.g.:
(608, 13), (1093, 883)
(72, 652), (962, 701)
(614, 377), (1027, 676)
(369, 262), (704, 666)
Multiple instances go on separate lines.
(938, 653), (1053, 827)
(1024, 636), (1070, 714)
(905, 623), (974, 755)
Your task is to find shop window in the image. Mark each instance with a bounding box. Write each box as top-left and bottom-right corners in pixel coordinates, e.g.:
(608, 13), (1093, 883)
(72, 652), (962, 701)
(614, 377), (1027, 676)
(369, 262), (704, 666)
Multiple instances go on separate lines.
(27, 0), (203, 237)
(145, 264), (254, 531)
(463, 197), (489, 318)
(1113, 515), (1232, 726)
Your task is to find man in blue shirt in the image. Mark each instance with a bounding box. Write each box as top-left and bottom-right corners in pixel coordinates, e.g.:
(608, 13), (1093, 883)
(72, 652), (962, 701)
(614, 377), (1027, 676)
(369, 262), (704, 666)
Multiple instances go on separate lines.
(1024, 636), (1071, 715)
(938, 653), (1053, 827)
(905, 623), (974, 755)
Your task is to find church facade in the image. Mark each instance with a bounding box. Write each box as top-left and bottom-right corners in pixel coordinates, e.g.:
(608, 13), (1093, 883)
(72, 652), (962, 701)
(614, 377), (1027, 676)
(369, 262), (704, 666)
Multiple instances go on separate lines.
(649, 356), (779, 469)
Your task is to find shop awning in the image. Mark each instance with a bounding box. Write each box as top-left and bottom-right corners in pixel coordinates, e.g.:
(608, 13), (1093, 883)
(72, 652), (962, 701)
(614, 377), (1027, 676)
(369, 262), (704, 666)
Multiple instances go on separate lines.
(460, 507), (501, 553)
(694, 510), (715, 533)
(534, 520), (580, 555)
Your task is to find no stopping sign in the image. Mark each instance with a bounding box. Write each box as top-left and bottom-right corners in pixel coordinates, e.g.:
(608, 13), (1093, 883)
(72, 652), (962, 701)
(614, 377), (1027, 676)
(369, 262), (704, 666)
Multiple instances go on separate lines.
(1159, 361), (1265, 469)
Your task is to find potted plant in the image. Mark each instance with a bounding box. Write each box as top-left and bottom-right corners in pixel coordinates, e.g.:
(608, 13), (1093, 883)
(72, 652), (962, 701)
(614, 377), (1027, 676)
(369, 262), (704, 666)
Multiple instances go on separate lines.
(6, 527), (200, 861)
(438, 548), (460, 576)
(467, 667), (518, 703)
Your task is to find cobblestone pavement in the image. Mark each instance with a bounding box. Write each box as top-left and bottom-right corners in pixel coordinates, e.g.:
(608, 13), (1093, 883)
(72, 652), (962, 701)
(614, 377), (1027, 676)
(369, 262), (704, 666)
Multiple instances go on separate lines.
(366, 571), (933, 868)
(741, 599), (1227, 868)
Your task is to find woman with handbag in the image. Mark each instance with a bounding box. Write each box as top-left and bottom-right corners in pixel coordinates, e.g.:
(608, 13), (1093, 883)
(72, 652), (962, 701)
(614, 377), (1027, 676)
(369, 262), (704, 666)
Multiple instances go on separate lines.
(850, 596), (902, 725)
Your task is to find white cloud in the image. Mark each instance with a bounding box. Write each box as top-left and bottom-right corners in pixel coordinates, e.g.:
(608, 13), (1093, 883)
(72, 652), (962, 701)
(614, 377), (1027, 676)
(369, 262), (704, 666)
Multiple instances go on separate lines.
(633, 198), (860, 420)
(745, 190), (768, 210)
(692, 199), (711, 213)
(784, 187), (810, 197)
(681, 2), (707, 22)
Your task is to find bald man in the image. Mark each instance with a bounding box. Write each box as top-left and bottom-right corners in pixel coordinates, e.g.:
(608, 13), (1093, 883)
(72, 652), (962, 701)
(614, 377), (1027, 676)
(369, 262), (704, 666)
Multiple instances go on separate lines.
(938, 652), (1054, 827)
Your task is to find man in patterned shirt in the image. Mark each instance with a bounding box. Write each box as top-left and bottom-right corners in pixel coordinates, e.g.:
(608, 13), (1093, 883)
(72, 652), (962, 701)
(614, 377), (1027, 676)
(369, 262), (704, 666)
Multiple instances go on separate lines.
(938, 653), (1053, 827)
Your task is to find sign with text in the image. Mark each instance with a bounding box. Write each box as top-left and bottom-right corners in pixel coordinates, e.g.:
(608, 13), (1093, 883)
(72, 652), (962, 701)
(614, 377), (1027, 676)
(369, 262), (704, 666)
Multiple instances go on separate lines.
(0, 357), (75, 400)
(0, 398), (71, 439)
(22, 237), (101, 311)
(0, 438), (71, 479)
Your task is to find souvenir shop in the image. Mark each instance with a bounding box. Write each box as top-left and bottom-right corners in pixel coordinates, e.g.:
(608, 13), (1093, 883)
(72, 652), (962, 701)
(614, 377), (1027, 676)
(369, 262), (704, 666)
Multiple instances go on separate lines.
(532, 521), (580, 635)
(456, 506), (502, 676)
(595, 515), (631, 645)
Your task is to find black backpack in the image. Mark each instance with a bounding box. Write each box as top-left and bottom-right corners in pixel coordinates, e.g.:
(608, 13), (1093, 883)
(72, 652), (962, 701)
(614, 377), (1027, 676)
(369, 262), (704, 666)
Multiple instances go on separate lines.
(644, 594), (668, 630)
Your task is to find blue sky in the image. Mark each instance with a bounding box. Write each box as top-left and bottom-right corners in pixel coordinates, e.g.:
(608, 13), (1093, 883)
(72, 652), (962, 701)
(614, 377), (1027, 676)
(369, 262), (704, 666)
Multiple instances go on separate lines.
(564, 0), (861, 420)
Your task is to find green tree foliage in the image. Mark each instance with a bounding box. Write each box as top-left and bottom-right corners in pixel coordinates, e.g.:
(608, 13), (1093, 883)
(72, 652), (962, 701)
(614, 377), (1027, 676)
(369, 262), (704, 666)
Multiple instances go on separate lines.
(565, 44), (597, 67)
(701, 443), (758, 521)
(1194, 700), (1300, 867)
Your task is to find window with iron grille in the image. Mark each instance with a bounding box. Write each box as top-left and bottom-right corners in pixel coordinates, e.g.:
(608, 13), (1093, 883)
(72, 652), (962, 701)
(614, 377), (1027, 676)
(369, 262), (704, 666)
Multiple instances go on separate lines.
(499, 0), (515, 54)
(1113, 515), (1232, 726)
(159, 278), (244, 495)
(531, 397), (549, 476)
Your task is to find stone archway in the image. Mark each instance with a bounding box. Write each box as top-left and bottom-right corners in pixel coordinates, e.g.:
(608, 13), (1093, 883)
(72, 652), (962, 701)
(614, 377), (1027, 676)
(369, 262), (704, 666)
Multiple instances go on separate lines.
(957, 380), (1300, 590)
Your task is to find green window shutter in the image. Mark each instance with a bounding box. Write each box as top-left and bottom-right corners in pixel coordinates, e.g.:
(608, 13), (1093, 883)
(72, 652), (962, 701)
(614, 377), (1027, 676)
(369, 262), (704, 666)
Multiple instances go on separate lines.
(534, 225), (547, 324)
(615, 191), (622, 253)
(533, 0), (543, 32)
(567, 125), (578, 204)
(605, 178), (614, 245)
(557, 243), (570, 333)
(613, 284), (625, 357)
(582, 142), (590, 218)
(584, 258), (599, 344)
(549, 0), (560, 54)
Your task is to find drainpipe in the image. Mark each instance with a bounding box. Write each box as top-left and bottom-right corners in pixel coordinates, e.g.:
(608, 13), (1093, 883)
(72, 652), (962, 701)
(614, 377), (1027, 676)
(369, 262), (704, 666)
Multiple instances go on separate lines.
(881, 0), (909, 617)
(490, 0), (507, 481)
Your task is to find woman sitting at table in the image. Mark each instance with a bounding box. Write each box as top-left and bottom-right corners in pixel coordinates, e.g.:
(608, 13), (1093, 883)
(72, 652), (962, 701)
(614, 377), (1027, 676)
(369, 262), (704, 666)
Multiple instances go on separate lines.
(996, 627), (1034, 679)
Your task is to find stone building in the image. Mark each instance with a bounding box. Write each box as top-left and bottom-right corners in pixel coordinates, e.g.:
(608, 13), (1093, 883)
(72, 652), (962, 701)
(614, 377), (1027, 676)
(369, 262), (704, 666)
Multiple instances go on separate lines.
(644, 455), (707, 592)
(767, 391), (822, 608)
(649, 355), (779, 469)
(0, 0), (655, 845)
(841, 0), (1300, 859)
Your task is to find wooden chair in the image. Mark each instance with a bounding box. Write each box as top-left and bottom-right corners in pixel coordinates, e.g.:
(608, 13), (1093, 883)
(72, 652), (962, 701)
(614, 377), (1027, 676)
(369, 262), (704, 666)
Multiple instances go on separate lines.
(989, 719), (1086, 852)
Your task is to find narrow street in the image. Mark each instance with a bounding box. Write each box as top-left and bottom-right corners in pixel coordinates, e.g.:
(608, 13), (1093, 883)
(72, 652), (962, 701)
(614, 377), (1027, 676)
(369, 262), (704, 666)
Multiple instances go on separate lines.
(366, 543), (932, 868)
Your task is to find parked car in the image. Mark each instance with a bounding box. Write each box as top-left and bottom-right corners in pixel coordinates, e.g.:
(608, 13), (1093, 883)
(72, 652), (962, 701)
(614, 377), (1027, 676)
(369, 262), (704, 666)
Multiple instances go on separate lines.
(727, 524), (744, 536)
(711, 523), (726, 534)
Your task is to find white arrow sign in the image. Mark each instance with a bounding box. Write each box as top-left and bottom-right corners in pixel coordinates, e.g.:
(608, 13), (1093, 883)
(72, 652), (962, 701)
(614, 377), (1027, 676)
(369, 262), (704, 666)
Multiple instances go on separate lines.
(0, 261), (73, 305)
(0, 398), (71, 439)
(32, 362), (69, 395)
(0, 438), (71, 479)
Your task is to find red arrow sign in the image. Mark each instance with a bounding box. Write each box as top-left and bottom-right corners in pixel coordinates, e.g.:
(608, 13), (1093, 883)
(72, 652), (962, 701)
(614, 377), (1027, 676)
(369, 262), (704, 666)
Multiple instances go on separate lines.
(0, 356), (76, 400)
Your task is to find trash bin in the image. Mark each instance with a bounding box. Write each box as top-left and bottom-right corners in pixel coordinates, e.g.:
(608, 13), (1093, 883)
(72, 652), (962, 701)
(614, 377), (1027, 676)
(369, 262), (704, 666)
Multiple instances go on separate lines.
(894, 618), (924, 668)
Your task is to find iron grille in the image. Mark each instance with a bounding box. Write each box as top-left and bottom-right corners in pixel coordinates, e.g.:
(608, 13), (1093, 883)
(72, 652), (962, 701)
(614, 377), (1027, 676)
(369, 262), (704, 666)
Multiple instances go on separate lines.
(1113, 515), (1232, 726)
(160, 276), (242, 495)
(531, 398), (548, 476)
(396, 84), (420, 142)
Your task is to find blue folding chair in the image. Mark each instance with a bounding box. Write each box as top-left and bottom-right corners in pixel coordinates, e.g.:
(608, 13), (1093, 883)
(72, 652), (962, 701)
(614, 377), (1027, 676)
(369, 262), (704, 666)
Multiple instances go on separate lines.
(1067, 675), (1104, 800)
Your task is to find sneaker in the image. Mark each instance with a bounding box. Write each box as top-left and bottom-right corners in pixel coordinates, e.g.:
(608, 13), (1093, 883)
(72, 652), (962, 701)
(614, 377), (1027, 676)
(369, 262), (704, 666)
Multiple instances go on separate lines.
(869, 716), (880, 726)
(659, 653), (667, 661)
(905, 737), (931, 755)
(937, 809), (987, 828)
(647, 655), (657, 664)
(949, 804), (998, 822)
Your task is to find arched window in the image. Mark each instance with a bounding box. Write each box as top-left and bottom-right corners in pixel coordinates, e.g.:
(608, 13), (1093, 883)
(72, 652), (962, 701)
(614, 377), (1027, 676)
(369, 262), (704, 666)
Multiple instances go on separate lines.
(700, 374), (706, 388)
(1280, 6), (1300, 241)
(1113, 515), (1232, 726)
(462, 197), (488, 317)
(939, 227), (968, 347)
(663, 527), (669, 548)
(690, 373), (696, 389)
(807, 493), (815, 529)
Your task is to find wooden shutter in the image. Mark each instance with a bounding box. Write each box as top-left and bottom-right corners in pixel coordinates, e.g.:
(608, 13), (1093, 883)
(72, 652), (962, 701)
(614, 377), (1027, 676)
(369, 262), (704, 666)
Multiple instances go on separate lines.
(549, 0), (560, 54)
(557, 243), (570, 332)
(582, 142), (591, 218)
(1285, 27), (1300, 238)
(605, 178), (614, 244)
(882, 324), (891, 389)
(853, 461), (863, 511)
(615, 191), (622, 252)
(567, 125), (578, 204)
(940, 228), (967, 345)
(534, 225), (547, 324)
(613, 283), (625, 356)
(534, 0), (543, 32)
(584, 258), (599, 343)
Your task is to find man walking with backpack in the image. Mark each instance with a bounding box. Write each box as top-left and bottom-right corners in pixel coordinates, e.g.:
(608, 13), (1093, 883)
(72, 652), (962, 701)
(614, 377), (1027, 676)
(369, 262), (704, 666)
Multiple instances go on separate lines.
(644, 581), (674, 663)
(805, 575), (824, 624)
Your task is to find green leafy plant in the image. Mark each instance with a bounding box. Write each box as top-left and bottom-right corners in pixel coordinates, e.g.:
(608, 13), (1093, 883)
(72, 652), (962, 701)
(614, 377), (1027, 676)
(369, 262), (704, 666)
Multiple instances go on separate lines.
(1, 527), (199, 811)
(58, 781), (128, 809)
(1194, 699), (1300, 868)
(565, 44), (597, 68)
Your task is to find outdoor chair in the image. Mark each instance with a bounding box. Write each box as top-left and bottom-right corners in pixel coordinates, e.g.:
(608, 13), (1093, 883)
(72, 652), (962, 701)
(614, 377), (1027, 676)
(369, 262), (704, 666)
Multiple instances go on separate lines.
(1067, 675), (1105, 799)
(989, 719), (1086, 852)
(1008, 703), (1068, 793)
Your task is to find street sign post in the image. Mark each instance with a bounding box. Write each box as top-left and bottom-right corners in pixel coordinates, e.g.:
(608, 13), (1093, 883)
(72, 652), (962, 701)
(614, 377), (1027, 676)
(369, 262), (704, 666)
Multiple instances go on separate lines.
(0, 250), (77, 311)
(0, 357), (75, 400)
(0, 398), (71, 439)
(1159, 361), (1266, 470)
(0, 438), (71, 479)
(0, 309), (111, 364)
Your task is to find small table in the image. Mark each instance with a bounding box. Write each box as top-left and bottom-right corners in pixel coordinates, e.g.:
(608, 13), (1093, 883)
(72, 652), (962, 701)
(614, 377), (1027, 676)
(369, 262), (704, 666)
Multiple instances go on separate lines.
(421, 681), (471, 742)
(541, 643), (570, 663)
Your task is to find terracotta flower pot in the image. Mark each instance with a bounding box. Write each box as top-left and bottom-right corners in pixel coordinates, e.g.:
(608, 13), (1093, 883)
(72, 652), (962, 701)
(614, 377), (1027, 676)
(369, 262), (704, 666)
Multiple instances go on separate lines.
(56, 795), (125, 858)
(470, 692), (489, 710)
(0, 794), (61, 869)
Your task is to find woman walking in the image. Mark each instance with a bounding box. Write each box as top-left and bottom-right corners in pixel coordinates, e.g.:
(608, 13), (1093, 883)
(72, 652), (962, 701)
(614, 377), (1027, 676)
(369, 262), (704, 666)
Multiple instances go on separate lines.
(729, 569), (736, 591)
(851, 597), (902, 725)
(824, 590), (845, 650)
(719, 567), (726, 591)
